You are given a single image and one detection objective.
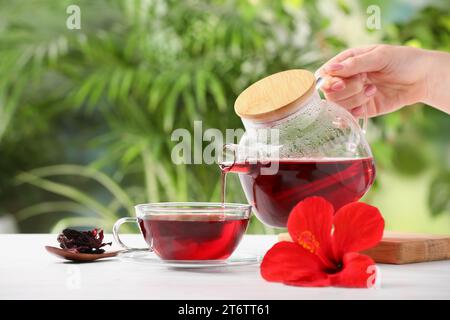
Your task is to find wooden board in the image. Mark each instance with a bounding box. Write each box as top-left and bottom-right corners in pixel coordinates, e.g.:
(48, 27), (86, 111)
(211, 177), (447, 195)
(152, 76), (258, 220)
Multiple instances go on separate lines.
(278, 232), (450, 264)
(362, 232), (450, 264)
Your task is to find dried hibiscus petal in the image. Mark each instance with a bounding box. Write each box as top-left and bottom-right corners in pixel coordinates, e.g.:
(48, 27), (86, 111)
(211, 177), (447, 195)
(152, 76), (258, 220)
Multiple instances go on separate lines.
(57, 228), (112, 254)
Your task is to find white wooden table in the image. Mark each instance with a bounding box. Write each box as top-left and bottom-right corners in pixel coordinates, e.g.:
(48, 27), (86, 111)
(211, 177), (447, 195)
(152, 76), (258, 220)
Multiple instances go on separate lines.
(0, 234), (449, 300)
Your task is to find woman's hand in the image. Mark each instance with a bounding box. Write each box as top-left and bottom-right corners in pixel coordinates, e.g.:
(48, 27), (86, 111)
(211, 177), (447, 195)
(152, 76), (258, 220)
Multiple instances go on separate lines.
(318, 45), (450, 117)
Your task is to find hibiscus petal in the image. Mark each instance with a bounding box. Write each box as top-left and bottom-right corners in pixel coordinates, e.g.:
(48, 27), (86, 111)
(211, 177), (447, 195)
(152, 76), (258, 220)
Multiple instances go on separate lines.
(329, 252), (377, 288)
(287, 197), (334, 259)
(332, 202), (384, 259)
(260, 241), (329, 286)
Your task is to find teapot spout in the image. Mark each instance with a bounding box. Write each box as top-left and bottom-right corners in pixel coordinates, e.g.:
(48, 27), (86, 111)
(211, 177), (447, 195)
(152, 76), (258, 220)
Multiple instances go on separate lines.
(219, 143), (238, 171)
(220, 142), (282, 167)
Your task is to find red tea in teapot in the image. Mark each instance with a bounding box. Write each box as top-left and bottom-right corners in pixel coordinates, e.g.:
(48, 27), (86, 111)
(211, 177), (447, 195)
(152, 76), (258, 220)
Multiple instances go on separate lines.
(222, 157), (375, 227)
(139, 215), (249, 260)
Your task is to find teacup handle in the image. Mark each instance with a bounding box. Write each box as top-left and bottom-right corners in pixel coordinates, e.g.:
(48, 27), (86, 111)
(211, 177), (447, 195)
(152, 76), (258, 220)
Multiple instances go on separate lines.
(112, 217), (151, 251)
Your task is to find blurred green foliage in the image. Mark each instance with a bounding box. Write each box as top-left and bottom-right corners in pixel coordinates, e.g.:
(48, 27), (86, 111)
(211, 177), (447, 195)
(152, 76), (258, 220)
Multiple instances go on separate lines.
(0, 0), (448, 233)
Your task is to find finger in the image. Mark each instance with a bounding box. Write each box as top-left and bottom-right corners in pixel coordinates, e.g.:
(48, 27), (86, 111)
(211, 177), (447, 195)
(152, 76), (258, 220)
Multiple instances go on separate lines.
(326, 49), (387, 78)
(322, 74), (367, 101)
(316, 45), (378, 76)
(327, 45), (379, 65)
(320, 75), (346, 92)
(351, 106), (365, 117)
(333, 84), (377, 110)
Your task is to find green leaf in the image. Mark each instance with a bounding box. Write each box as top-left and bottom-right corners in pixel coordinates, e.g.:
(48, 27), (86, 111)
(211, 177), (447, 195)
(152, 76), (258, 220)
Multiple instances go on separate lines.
(155, 163), (177, 201)
(148, 71), (172, 112)
(141, 146), (159, 202)
(0, 81), (24, 142)
(208, 73), (227, 112)
(337, 0), (351, 15)
(23, 165), (135, 216)
(195, 69), (207, 112)
(16, 201), (88, 221)
(87, 74), (108, 109)
(391, 141), (427, 176)
(134, 69), (152, 96)
(16, 172), (116, 220)
(108, 69), (124, 102)
(119, 69), (134, 101)
(121, 145), (142, 167)
(176, 164), (188, 202)
(428, 172), (450, 217)
(182, 91), (196, 123)
(74, 74), (98, 107)
(163, 73), (190, 132)
(371, 140), (393, 169)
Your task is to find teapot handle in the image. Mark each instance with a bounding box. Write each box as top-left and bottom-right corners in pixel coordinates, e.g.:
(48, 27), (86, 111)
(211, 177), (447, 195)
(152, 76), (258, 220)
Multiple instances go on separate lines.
(360, 105), (368, 134)
(316, 76), (368, 134)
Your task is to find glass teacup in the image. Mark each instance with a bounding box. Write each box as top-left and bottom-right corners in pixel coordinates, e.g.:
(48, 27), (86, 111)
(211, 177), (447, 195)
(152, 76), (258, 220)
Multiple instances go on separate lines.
(113, 202), (252, 261)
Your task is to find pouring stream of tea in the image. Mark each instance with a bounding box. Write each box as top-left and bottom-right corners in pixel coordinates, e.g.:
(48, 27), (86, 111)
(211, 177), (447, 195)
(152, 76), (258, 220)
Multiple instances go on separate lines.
(220, 164), (230, 206)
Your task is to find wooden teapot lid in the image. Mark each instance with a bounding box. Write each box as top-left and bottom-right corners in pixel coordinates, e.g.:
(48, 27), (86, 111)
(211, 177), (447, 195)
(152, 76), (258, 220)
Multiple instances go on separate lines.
(234, 69), (316, 122)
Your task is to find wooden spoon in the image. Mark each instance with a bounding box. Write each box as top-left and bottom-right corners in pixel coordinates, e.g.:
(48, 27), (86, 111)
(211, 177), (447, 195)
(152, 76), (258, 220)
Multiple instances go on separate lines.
(45, 246), (122, 262)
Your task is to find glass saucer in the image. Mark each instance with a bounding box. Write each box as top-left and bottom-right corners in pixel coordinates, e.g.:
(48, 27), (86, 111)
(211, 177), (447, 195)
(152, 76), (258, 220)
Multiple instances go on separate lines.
(118, 249), (261, 268)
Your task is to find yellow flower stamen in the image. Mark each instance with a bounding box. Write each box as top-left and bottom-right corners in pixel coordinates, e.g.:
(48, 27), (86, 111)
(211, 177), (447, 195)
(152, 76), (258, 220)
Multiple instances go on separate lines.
(298, 230), (320, 254)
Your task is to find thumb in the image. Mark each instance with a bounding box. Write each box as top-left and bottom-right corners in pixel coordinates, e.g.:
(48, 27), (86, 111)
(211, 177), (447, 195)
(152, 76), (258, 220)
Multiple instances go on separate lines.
(325, 49), (387, 78)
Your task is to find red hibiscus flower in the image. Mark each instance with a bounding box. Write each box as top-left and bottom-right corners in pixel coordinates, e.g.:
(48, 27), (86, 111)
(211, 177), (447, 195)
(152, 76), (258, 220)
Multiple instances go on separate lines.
(261, 197), (384, 288)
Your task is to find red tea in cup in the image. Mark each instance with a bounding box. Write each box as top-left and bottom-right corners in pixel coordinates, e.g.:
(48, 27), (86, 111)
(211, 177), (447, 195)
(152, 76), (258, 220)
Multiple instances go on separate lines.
(139, 214), (249, 260)
(113, 203), (252, 261)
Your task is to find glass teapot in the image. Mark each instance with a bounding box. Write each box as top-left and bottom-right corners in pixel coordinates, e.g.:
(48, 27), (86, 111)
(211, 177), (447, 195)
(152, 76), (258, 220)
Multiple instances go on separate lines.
(221, 69), (375, 228)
